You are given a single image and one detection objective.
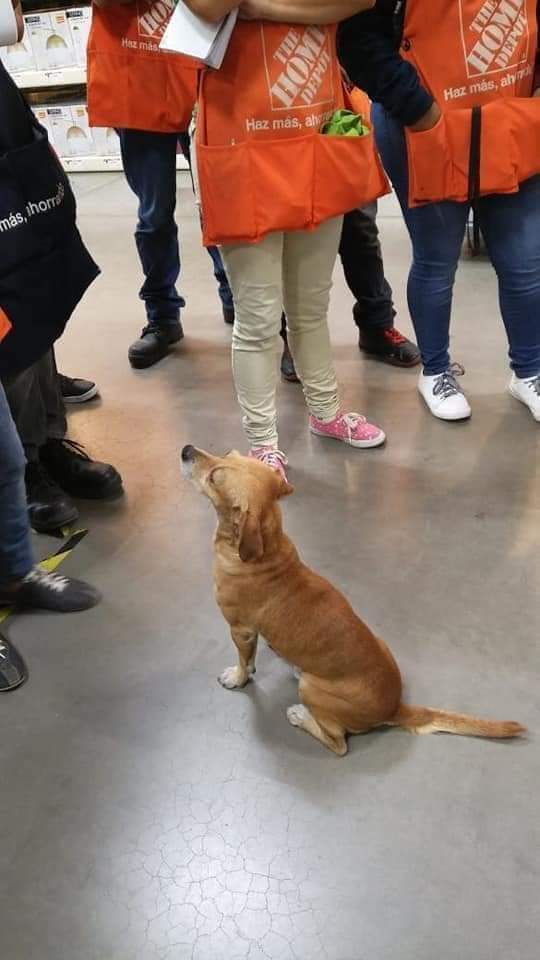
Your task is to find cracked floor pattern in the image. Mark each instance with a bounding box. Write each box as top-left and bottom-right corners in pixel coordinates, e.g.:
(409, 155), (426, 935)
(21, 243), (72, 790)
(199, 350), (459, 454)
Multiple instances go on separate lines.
(0, 180), (538, 960)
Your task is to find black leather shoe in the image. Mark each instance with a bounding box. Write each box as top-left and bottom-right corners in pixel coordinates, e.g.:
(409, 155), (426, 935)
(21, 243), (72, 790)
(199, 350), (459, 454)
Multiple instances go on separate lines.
(40, 439), (123, 500)
(0, 632), (28, 692)
(25, 462), (79, 533)
(128, 322), (184, 369)
(358, 322), (421, 368)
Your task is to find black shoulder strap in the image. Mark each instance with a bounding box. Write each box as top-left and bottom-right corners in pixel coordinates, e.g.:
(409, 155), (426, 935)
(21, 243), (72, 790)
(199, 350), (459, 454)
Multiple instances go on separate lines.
(468, 105), (482, 203)
(467, 105), (483, 255)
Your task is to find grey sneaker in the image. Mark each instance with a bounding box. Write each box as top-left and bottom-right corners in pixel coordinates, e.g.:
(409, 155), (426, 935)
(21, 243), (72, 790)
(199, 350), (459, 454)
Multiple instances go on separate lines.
(0, 568), (101, 613)
(0, 633), (28, 692)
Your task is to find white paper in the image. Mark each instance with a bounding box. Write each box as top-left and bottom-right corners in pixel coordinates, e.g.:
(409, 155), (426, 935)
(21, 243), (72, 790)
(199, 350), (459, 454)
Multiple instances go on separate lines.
(160, 2), (237, 70)
(0, 0), (19, 48)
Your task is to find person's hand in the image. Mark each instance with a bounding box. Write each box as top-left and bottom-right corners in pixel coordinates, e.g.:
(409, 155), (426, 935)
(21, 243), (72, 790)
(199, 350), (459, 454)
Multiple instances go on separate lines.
(12, 0), (24, 40)
(409, 102), (442, 133)
(239, 0), (262, 18)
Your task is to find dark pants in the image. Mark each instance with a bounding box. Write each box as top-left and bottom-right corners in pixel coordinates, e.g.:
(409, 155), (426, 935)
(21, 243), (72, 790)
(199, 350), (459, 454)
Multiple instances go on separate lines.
(0, 381), (33, 583)
(2, 350), (66, 462)
(373, 104), (540, 377)
(339, 203), (396, 331)
(118, 128), (233, 327)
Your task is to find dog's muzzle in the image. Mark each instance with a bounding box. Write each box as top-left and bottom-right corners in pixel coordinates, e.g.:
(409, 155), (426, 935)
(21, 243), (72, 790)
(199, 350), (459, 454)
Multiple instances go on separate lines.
(181, 445), (195, 477)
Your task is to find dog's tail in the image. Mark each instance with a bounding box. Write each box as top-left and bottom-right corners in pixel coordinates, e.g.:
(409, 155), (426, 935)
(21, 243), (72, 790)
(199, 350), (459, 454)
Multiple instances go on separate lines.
(389, 703), (526, 739)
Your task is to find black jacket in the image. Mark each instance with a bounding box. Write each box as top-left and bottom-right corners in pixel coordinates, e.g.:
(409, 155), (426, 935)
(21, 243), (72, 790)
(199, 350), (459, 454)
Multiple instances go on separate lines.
(337, 1), (434, 127)
(338, 1), (540, 127)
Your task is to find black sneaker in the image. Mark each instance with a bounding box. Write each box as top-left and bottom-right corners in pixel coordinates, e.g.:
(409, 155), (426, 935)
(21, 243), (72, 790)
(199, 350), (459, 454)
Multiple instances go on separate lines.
(358, 323), (421, 368)
(25, 461), (79, 534)
(0, 632), (28, 692)
(128, 322), (184, 369)
(223, 305), (235, 325)
(0, 568), (100, 613)
(59, 374), (99, 404)
(40, 439), (123, 501)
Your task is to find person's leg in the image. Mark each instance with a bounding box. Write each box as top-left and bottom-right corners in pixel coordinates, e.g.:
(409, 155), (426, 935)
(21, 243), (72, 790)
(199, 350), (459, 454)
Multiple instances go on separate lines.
(37, 350), (123, 500)
(207, 244), (235, 319)
(340, 205), (420, 367)
(0, 380), (100, 617)
(283, 217), (385, 448)
(372, 104), (471, 419)
(3, 355), (79, 531)
(340, 204), (395, 330)
(1, 360), (47, 464)
(0, 381), (33, 585)
(477, 176), (540, 420)
(220, 233), (285, 452)
(118, 128), (184, 368)
(38, 348), (67, 442)
(179, 130), (235, 321)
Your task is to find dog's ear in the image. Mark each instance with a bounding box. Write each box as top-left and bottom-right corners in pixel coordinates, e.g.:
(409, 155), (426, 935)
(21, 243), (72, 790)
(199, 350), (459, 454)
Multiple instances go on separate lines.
(232, 506), (264, 562)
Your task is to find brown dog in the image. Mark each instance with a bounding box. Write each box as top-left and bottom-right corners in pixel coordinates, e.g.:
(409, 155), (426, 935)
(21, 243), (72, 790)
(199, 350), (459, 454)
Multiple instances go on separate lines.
(182, 445), (525, 756)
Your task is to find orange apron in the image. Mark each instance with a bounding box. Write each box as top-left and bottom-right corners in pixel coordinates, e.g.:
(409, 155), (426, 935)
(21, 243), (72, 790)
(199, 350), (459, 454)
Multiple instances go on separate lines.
(402, 0), (540, 205)
(87, 1), (199, 132)
(196, 22), (389, 246)
(0, 308), (11, 344)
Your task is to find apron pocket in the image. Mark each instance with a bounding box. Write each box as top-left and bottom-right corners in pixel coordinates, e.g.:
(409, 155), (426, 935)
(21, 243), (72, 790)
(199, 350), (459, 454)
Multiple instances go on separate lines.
(248, 137), (314, 238)
(406, 114), (461, 205)
(314, 131), (389, 221)
(197, 140), (258, 245)
(479, 98), (540, 196)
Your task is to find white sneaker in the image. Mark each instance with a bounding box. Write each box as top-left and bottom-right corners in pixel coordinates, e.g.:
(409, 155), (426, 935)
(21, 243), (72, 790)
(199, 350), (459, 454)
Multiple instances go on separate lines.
(418, 369), (471, 421)
(508, 372), (540, 421)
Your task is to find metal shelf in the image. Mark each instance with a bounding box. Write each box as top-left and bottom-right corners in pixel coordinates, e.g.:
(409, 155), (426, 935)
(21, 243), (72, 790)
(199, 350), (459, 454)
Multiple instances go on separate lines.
(60, 154), (190, 173)
(13, 65), (87, 89)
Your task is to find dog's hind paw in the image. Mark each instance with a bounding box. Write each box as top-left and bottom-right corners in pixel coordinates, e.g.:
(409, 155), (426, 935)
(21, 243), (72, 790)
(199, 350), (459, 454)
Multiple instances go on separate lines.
(287, 704), (308, 727)
(218, 666), (250, 690)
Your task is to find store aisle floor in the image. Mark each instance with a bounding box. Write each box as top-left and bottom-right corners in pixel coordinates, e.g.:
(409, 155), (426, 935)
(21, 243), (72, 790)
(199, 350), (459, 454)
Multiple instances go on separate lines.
(1, 174), (538, 960)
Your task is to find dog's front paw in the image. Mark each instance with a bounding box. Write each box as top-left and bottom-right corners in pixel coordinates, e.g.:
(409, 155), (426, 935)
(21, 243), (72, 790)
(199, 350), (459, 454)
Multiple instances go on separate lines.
(218, 666), (249, 690)
(287, 704), (308, 727)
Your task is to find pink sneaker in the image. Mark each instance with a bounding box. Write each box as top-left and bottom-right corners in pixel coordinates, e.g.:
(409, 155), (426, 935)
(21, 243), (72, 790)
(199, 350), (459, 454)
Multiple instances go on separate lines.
(309, 411), (385, 449)
(249, 447), (289, 480)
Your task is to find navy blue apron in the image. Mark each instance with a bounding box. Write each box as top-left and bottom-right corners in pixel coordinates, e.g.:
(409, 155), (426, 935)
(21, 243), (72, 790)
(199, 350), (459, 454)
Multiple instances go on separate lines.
(0, 63), (99, 376)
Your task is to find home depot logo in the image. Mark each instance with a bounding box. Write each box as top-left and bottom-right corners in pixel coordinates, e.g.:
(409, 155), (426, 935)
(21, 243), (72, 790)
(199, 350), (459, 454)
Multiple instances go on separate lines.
(263, 25), (334, 111)
(136, 0), (175, 41)
(462, 0), (531, 77)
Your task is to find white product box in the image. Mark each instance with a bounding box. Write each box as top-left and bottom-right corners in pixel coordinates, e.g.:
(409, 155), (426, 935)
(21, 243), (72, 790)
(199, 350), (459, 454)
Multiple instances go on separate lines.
(66, 7), (91, 68)
(0, 22), (37, 73)
(25, 11), (77, 71)
(91, 126), (121, 157)
(33, 104), (55, 142)
(47, 103), (94, 158)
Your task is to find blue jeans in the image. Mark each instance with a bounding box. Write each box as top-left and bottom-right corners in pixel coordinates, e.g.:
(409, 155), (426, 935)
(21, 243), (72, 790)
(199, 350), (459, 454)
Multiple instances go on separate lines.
(118, 129), (233, 327)
(0, 381), (33, 584)
(373, 104), (540, 377)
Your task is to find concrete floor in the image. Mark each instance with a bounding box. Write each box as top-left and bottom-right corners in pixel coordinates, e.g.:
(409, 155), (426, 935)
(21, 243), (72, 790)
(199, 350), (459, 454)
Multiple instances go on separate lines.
(1, 174), (538, 960)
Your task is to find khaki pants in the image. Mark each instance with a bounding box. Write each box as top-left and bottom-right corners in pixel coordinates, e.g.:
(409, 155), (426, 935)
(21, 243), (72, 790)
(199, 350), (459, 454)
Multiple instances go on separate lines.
(221, 216), (343, 448)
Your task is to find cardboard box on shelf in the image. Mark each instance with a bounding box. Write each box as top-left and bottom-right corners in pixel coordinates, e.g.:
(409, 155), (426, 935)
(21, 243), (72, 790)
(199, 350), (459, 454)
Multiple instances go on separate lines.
(66, 7), (91, 68)
(25, 11), (77, 71)
(33, 104), (55, 142)
(47, 102), (94, 158)
(0, 22), (37, 73)
(91, 126), (121, 157)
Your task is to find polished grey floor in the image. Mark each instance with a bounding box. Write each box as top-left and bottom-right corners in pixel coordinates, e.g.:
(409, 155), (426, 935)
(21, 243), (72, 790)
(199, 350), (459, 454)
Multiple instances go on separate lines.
(1, 175), (538, 960)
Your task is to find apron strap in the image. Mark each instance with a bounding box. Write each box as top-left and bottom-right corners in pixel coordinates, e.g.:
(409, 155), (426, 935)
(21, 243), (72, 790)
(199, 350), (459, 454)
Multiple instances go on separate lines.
(467, 106), (482, 256)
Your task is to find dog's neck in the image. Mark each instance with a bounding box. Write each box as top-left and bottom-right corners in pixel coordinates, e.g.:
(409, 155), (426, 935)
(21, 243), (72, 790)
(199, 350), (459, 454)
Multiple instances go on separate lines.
(214, 503), (291, 562)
